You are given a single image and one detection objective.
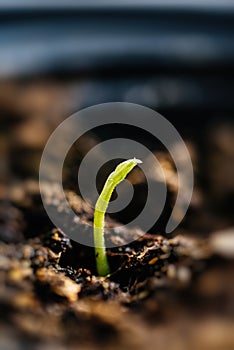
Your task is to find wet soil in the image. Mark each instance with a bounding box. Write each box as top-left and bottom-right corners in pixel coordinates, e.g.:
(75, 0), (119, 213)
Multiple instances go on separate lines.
(1, 80), (234, 350)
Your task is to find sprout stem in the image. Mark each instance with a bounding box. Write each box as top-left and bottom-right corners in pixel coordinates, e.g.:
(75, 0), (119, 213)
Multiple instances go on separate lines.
(93, 158), (142, 276)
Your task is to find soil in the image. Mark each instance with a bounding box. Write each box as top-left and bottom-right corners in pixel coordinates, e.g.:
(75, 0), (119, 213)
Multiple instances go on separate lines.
(1, 80), (234, 350)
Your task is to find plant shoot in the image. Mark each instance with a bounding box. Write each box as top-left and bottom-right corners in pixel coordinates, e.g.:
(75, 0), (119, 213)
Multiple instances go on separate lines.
(93, 158), (142, 276)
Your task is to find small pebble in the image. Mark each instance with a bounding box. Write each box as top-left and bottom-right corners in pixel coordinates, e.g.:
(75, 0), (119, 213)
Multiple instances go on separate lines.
(177, 266), (191, 284)
(210, 228), (234, 258)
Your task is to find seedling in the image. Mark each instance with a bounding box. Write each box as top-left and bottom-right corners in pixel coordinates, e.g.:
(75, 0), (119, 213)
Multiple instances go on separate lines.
(93, 158), (142, 276)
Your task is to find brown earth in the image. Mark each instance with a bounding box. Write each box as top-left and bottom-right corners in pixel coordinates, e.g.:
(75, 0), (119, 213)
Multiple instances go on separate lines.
(0, 80), (234, 350)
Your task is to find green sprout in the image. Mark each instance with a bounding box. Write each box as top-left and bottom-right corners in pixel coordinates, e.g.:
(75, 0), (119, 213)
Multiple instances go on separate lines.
(93, 158), (142, 276)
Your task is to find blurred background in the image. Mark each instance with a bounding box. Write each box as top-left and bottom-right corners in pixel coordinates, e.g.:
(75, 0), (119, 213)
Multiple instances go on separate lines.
(1, 0), (234, 233)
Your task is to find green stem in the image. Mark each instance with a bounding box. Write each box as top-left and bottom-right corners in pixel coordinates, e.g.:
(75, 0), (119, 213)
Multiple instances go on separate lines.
(93, 158), (142, 276)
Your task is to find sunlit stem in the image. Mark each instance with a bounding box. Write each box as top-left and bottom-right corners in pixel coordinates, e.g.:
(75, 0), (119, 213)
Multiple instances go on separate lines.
(93, 158), (142, 276)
